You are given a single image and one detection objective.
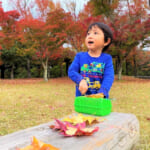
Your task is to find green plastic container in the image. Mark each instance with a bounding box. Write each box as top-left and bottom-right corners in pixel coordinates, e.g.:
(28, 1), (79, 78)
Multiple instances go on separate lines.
(74, 96), (112, 116)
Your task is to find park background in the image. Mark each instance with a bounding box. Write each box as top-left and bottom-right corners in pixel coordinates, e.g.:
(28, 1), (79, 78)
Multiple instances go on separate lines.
(0, 0), (150, 149)
(0, 0), (150, 80)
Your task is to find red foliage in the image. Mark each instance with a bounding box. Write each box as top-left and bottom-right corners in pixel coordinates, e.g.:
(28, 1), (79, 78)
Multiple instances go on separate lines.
(0, 2), (20, 49)
(18, 17), (62, 60)
(0, 44), (2, 50)
(66, 20), (87, 52)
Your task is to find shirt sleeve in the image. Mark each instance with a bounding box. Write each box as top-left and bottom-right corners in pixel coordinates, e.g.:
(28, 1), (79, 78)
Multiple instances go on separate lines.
(68, 53), (84, 85)
(98, 55), (114, 98)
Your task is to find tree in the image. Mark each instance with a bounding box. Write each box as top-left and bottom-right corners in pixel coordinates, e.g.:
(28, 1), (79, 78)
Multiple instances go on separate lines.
(18, 19), (54, 81)
(14, 40), (36, 78)
(34, 0), (61, 20)
(0, 47), (24, 79)
(108, 0), (150, 79)
(88, 0), (119, 17)
(82, 0), (150, 79)
(49, 46), (76, 76)
(132, 49), (150, 76)
(62, 47), (76, 75)
(45, 8), (73, 79)
(7, 0), (34, 19)
(18, 7), (71, 81)
(63, 0), (81, 21)
(65, 20), (87, 52)
(0, 2), (20, 78)
(0, 2), (20, 49)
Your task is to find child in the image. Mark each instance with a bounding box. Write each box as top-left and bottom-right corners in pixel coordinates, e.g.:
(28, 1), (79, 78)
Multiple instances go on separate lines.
(68, 22), (114, 98)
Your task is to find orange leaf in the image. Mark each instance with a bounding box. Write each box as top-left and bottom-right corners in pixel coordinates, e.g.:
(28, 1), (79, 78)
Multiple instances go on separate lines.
(17, 136), (59, 150)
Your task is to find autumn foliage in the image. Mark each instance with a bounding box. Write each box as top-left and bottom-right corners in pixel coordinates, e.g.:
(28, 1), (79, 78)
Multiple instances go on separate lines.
(0, 2), (20, 49)
(0, 0), (150, 80)
(85, 0), (150, 79)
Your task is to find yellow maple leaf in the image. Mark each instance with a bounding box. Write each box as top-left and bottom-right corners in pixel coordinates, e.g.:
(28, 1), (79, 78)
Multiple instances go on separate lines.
(99, 117), (106, 122)
(79, 114), (99, 125)
(63, 114), (83, 125)
(63, 114), (104, 125)
(86, 93), (104, 98)
(81, 127), (95, 132)
(65, 127), (77, 136)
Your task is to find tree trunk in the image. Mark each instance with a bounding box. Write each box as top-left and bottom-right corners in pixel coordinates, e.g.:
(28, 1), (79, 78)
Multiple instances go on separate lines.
(27, 58), (31, 78)
(118, 64), (122, 80)
(0, 64), (5, 79)
(47, 65), (51, 79)
(117, 57), (123, 80)
(60, 63), (64, 77)
(66, 61), (68, 75)
(126, 60), (129, 75)
(47, 66), (50, 79)
(42, 58), (48, 81)
(43, 67), (48, 81)
(64, 58), (71, 75)
(133, 56), (137, 76)
(10, 64), (14, 79)
(115, 58), (118, 74)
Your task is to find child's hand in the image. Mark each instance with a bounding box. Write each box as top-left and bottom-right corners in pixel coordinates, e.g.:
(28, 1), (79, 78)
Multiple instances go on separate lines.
(79, 79), (88, 95)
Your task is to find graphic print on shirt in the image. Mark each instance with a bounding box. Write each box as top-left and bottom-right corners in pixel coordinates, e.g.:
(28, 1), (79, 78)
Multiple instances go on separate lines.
(81, 62), (105, 91)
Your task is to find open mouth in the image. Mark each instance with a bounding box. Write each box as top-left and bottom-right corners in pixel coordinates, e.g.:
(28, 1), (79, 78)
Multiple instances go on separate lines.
(88, 41), (94, 44)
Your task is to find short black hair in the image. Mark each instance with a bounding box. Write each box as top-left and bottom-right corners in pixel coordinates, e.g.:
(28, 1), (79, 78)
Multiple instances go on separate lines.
(87, 22), (113, 52)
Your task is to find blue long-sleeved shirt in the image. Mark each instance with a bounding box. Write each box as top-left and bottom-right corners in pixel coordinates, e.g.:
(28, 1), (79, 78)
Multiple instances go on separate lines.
(68, 52), (114, 98)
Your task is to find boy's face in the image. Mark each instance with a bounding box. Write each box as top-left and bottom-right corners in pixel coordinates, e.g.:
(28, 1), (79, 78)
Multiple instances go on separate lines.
(85, 25), (107, 52)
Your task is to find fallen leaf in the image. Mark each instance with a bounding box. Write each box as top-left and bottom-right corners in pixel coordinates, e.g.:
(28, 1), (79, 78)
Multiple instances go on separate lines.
(79, 127), (99, 136)
(55, 119), (67, 131)
(65, 127), (77, 136)
(86, 94), (104, 98)
(17, 136), (59, 150)
(80, 114), (99, 125)
(62, 115), (83, 125)
(99, 117), (106, 122)
(146, 117), (150, 121)
(62, 114), (102, 125)
(50, 119), (99, 137)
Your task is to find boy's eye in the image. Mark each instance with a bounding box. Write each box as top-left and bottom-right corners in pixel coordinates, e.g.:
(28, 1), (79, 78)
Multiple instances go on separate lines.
(87, 32), (90, 35)
(94, 32), (98, 34)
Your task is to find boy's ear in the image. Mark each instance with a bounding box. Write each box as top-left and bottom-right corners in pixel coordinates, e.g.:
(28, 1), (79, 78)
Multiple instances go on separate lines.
(104, 38), (111, 46)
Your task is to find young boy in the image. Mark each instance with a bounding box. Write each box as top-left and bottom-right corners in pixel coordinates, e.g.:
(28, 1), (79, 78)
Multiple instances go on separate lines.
(68, 22), (114, 98)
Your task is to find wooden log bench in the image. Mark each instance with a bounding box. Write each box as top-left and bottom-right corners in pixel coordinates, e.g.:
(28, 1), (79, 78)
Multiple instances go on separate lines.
(0, 112), (139, 150)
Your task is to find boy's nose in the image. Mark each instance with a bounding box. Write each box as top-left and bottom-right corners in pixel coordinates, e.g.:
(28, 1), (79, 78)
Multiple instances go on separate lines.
(87, 35), (93, 39)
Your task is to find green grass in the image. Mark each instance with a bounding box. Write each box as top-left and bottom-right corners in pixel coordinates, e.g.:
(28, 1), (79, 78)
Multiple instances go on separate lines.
(0, 77), (150, 149)
(0, 78), (75, 135)
(110, 79), (150, 150)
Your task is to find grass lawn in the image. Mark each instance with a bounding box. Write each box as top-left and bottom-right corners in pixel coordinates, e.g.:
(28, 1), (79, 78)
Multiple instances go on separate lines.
(0, 76), (150, 149)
